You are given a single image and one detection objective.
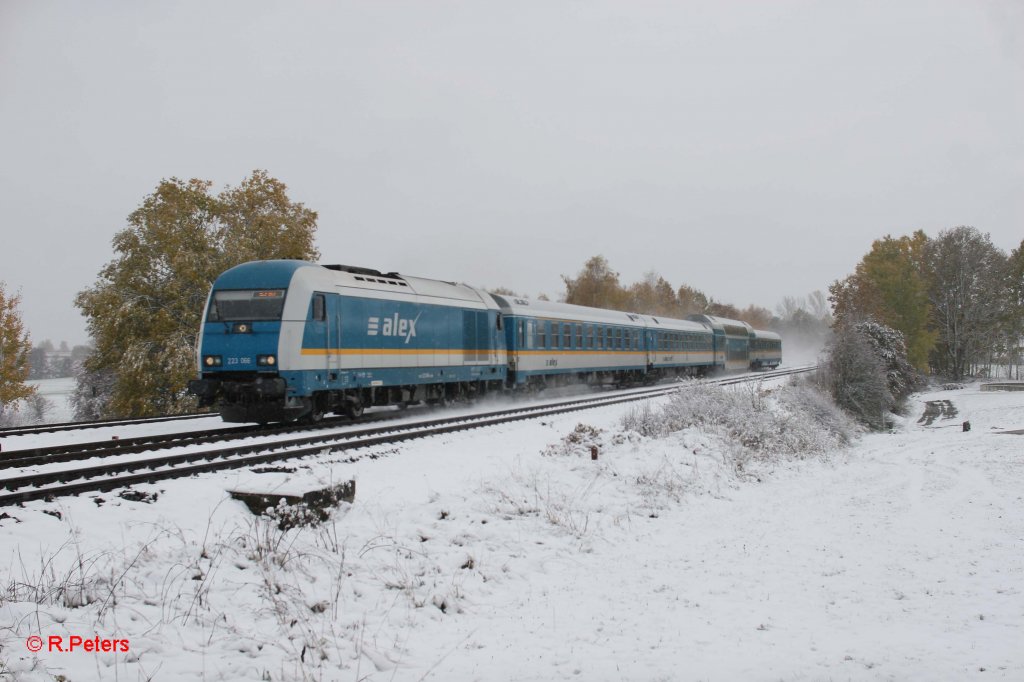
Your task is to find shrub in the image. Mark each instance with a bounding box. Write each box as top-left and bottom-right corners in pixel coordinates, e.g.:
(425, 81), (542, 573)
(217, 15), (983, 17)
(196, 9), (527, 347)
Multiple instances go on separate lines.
(620, 380), (857, 461)
(822, 320), (922, 429)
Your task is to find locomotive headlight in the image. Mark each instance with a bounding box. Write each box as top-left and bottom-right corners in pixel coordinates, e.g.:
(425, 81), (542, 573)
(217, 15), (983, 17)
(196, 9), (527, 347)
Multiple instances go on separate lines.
(203, 355), (222, 367)
(257, 354), (276, 367)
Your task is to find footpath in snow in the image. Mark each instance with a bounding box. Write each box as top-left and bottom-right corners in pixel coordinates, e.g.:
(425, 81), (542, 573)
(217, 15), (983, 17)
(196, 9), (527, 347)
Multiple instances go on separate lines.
(1, 380), (1022, 681)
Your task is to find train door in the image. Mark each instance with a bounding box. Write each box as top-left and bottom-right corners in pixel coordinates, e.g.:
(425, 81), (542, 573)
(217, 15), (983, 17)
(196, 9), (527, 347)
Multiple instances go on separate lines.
(308, 293), (329, 373)
(491, 312), (501, 365)
(325, 294), (342, 376)
(713, 329), (725, 369)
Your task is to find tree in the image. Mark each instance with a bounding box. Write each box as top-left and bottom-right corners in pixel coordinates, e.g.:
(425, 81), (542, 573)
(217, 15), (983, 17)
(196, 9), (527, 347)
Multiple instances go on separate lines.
(738, 304), (774, 329)
(488, 286), (522, 297)
(75, 171), (320, 418)
(925, 226), (1010, 379)
(706, 300), (741, 319)
(774, 292), (832, 348)
(829, 232), (935, 370)
(70, 365), (116, 421)
(825, 322), (890, 429)
(561, 254), (763, 325)
(1006, 240), (1024, 379)
(856, 320), (924, 401)
(0, 283), (35, 416)
(626, 272), (679, 317)
(28, 344), (50, 379)
(562, 256), (628, 310)
(823, 321), (908, 430)
(807, 291), (831, 321)
(21, 393), (52, 425)
(215, 170), (319, 266)
(677, 284), (709, 315)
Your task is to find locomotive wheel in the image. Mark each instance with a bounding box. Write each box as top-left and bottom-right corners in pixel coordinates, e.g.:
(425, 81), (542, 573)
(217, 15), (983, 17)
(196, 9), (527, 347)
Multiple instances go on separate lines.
(306, 396), (326, 424)
(345, 400), (364, 419)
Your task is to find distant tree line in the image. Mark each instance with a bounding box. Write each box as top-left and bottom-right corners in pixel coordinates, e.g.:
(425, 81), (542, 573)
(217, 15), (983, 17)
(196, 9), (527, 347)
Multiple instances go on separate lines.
(559, 255), (777, 324)
(549, 255), (832, 344)
(27, 340), (92, 379)
(830, 226), (1024, 380)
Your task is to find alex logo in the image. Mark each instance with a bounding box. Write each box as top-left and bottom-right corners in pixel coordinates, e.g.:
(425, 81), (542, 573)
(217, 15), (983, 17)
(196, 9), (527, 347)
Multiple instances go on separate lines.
(367, 313), (420, 343)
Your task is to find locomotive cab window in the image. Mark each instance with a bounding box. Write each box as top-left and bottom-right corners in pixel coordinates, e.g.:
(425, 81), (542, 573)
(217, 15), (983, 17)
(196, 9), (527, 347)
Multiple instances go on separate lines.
(208, 289), (286, 322)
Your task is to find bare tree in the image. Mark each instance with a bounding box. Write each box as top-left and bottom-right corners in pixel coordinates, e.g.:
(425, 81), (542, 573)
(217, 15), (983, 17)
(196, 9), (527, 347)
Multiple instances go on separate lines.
(808, 290), (831, 322)
(925, 226), (1010, 379)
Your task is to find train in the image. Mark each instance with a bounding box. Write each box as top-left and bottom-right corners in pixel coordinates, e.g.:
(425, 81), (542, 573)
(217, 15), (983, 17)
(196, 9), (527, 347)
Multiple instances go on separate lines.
(187, 260), (782, 423)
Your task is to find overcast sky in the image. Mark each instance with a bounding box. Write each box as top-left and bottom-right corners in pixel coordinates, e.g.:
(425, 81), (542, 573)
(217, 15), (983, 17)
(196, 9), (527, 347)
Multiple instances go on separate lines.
(1, 0), (1021, 346)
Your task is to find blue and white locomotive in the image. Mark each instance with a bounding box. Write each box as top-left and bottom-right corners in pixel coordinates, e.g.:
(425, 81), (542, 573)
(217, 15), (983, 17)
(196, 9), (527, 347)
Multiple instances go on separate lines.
(188, 260), (782, 422)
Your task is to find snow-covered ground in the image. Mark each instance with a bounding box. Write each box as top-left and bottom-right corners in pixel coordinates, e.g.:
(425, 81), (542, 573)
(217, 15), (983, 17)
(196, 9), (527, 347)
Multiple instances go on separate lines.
(8, 378), (77, 425)
(1, 379), (1023, 681)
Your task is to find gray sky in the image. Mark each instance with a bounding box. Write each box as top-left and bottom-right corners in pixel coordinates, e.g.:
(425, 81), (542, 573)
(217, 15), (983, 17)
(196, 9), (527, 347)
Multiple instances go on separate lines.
(2, 0), (1022, 346)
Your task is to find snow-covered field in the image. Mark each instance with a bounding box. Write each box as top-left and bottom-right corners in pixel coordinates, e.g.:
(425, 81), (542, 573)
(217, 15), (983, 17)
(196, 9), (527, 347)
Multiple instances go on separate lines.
(1, 379), (1023, 681)
(8, 379), (77, 425)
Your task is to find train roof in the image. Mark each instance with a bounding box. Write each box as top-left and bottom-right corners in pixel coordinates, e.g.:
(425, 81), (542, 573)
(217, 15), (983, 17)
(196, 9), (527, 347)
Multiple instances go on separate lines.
(214, 260), (313, 289)
(636, 314), (710, 333)
(320, 263), (494, 305)
(490, 295), (712, 333)
(686, 314), (753, 336)
(750, 329), (782, 341)
(213, 261), (500, 309)
(490, 295), (643, 325)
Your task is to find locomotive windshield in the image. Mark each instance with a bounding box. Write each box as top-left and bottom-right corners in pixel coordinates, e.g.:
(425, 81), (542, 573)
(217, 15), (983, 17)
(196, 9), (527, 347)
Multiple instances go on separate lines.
(207, 289), (286, 321)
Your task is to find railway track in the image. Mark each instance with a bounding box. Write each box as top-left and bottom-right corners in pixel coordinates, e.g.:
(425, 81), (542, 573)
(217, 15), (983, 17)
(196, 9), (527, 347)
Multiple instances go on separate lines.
(0, 410), (409, 470)
(0, 411), (212, 438)
(0, 366), (815, 507)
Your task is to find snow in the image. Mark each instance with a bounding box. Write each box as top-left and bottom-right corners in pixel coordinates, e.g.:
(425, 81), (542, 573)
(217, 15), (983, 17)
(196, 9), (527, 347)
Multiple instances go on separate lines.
(16, 378), (77, 424)
(1, 380), (1023, 680)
